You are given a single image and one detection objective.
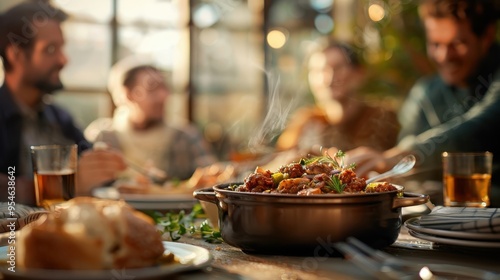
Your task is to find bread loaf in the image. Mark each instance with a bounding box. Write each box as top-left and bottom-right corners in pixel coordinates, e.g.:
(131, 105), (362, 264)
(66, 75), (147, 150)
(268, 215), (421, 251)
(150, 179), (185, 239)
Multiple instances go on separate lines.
(17, 197), (164, 270)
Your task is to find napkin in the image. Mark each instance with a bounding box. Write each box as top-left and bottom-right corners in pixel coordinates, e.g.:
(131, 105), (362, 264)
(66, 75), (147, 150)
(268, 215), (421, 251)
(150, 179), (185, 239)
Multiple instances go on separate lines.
(0, 203), (46, 233)
(419, 206), (500, 233)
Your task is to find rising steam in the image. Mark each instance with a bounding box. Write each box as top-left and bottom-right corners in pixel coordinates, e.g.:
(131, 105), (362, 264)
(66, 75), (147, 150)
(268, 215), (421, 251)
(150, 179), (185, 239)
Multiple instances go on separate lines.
(247, 69), (297, 151)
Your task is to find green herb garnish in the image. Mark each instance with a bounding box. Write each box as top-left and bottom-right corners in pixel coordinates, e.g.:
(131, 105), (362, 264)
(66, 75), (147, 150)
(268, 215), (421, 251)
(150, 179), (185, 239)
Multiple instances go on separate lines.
(326, 175), (347, 193)
(153, 203), (223, 243)
(199, 220), (223, 243)
(302, 148), (355, 170)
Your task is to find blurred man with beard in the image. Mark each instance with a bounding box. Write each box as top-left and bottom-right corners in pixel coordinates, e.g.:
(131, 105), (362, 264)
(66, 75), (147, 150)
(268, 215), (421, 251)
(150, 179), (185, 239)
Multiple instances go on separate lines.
(0, 2), (126, 205)
(345, 0), (500, 205)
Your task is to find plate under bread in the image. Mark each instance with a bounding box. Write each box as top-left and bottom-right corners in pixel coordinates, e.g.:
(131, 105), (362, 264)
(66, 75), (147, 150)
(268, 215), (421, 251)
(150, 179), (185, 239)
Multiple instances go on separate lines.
(92, 187), (198, 211)
(0, 241), (212, 280)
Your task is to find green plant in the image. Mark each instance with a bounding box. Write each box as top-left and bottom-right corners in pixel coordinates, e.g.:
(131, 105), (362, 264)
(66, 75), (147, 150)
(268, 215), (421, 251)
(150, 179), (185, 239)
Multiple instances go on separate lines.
(152, 203), (222, 243)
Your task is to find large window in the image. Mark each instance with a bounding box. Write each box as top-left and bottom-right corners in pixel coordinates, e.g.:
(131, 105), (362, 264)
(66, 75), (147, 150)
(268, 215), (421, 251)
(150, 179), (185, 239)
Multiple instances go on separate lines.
(1, 0), (430, 161)
(50, 0), (268, 160)
(51, 0), (191, 131)
(190, 0), (264, 158)
(54, 0), (265, 160)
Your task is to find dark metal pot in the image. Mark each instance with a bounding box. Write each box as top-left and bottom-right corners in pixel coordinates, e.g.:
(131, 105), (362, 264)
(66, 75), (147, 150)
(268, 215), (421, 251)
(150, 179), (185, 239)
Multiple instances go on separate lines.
(194, 183), (429, 255)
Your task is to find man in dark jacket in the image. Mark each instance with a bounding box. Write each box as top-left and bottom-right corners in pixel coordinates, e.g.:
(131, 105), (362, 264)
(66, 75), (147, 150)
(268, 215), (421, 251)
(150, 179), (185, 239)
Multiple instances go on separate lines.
(0, 2), (126, 205)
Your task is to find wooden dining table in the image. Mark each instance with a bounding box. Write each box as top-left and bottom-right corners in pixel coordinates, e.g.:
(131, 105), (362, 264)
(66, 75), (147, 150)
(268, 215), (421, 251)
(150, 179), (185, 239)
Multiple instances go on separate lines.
(188, 174), (500, 279)
(161, 180), (500, 279)
(163, 225), (500, 280)
(2, 179), (499, 280)
(1, 223), (497, 280)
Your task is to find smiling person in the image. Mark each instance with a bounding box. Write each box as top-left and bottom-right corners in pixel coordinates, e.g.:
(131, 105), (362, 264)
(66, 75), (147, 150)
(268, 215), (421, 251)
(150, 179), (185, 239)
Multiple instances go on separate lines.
(345, 0), (500, 204)
(0, 2), (126, 205)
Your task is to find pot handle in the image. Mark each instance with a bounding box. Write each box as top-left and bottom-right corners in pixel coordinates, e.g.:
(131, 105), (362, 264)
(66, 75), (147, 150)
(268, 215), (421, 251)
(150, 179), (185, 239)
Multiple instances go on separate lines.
(392, 192), (430, 209)
(193, 187), (218, 205)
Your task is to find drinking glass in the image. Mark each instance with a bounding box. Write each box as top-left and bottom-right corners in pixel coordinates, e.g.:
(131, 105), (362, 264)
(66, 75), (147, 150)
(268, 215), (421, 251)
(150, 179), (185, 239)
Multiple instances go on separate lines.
(31, 144), (77, 209)
(442, 152), (493, 208)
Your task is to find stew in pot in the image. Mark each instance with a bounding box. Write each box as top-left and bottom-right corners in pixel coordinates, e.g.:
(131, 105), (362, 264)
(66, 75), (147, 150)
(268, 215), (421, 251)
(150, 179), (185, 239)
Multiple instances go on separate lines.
(231, 151), (397, 195)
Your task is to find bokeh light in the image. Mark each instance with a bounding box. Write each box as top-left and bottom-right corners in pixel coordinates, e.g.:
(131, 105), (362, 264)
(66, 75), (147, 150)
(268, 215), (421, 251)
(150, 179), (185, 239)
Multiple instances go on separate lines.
(384, 35), (397, 49)
(309, 0), (334, 12)
(368, 3), (385, 22)
(314, 14), (334, 34)
(267, 29), (287, 49)
(193, 3), (220, 28)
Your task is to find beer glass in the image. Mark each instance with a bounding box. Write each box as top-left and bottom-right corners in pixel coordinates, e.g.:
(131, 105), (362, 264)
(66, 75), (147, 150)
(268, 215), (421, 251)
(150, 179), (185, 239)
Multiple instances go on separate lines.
(31, 144), (77, 209)
(442, 152), (493, 208)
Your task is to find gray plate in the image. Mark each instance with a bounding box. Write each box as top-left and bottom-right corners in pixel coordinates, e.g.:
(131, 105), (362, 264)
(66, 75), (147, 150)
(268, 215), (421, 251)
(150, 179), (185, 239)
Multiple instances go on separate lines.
(408, 229), (500, 248)
(405, 217), (500, 241)
(92, 187), (198, 210)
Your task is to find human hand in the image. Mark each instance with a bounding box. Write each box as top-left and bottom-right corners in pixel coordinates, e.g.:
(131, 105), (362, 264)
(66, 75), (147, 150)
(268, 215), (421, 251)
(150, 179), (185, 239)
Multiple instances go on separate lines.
(187, 163), (235, 189)
(76, 149), (127, 195)
(345, 146), (406, 178)
(345, 147), (389, 178)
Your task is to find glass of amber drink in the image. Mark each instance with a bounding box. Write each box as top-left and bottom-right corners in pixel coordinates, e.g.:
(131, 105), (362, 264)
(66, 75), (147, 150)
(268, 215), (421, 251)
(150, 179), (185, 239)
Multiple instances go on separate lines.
(31, 144), (77, 209)
(442, 152), (493, 208)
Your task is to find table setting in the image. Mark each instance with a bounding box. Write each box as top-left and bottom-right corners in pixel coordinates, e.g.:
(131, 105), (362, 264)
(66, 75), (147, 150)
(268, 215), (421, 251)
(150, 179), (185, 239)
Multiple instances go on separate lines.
(0, 241), (212, 280)
(2, 150), (500, 279)
(0, 198), (213, 280)
(405, 206), (500, 249)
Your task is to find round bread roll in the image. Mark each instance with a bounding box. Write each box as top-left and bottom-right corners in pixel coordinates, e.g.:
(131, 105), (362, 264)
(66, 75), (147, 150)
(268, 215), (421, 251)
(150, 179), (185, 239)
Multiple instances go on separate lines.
(17, 197), (164, 270)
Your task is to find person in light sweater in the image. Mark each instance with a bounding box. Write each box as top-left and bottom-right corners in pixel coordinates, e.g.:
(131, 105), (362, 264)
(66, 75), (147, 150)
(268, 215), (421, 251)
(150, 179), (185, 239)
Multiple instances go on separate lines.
(86, 59), (216, 184)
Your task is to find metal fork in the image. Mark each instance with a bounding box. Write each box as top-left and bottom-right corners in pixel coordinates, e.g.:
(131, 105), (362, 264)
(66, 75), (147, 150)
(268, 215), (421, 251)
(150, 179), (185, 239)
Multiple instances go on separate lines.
(94, 141), (168, 184)
(334, 237), (500, 280)
(334, 239), (409, 280)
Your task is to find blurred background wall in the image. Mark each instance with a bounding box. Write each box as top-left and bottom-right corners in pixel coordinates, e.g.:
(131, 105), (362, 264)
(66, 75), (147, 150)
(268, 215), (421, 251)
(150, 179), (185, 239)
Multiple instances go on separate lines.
(0, 0), (436, 160)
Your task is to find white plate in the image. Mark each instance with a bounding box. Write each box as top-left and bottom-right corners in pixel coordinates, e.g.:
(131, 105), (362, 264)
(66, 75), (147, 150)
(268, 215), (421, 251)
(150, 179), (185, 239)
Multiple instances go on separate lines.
(92, 187), (198, 210)
(405, 217), (500, 241)
(408, 229), (500, 248)
(0, 241), (212, 280)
